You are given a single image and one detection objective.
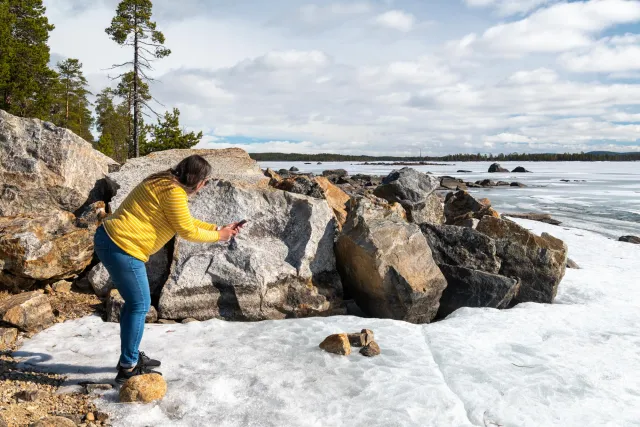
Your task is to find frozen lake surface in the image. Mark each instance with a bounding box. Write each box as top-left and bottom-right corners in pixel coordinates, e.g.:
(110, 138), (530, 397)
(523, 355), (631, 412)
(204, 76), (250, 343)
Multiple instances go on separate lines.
(16, 220), (640, 427)
(260, 161), (640, 239)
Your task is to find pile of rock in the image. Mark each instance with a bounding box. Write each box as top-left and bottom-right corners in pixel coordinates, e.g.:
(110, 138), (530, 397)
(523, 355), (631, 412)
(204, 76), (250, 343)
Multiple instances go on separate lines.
(1, 108), (570, 334)
(319, 329), (380, 357)
(373, 167), (443, 224)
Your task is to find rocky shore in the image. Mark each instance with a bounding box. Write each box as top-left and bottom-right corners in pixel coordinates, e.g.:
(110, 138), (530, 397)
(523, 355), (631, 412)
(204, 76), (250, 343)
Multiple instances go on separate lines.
(1, 111), (636, 425)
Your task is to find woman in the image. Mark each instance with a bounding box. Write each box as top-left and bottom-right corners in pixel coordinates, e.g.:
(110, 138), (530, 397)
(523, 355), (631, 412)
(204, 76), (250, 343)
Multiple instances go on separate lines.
(94, 155), (242, 384)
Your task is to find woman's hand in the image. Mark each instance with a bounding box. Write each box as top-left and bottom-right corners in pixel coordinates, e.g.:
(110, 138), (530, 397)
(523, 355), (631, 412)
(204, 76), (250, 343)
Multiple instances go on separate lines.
(217, 226), (239, 242)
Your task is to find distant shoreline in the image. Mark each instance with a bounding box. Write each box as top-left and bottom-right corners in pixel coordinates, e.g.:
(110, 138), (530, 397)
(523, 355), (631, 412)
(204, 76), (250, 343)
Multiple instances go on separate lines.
(250, 151), (640, 162)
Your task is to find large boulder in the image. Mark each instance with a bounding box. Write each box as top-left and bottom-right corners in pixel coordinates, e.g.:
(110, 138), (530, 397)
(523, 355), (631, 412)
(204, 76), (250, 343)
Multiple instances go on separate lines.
(272, 175), (324, 199)
(89, 244), (172, 299)
(0, 210), (95, 284)
(444, 190), (499, 226)
(476, 217), (567, 304)
(335, 197), (447, 324)
(0, 291), (54, 332)
(440, 176), (468, 191)
(437, 264), (520, 318)
(315, 177), (350, 230)
(106, 289), (158, 323)
(106, 148), (267, 212)
(488, 163), (509, 173)
(272, 176), (350, 228)
(157, 181), (342, 321)
(420, 223), (501, 274)
(373, 168), (443, 224)
(0, 109), (118, 216)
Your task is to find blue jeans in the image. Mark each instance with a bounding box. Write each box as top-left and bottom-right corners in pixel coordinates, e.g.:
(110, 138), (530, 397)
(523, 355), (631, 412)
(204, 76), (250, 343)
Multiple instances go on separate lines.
(93, 226), (151, 368)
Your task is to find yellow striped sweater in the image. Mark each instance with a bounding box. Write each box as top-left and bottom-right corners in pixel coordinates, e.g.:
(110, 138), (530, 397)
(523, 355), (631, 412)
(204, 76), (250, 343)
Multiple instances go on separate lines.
(103, 177), (219, 262)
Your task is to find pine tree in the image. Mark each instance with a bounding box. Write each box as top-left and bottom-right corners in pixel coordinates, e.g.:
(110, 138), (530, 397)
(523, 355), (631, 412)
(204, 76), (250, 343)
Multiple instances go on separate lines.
(141, 108), (202, 156)
(95, 88), (130, 163)
(0, 2), (14, 95)
(106, 0), (171, 158)
(114, 71), (151, 151)
(0, 0), (56, 119)
(54, 58), (94, 141)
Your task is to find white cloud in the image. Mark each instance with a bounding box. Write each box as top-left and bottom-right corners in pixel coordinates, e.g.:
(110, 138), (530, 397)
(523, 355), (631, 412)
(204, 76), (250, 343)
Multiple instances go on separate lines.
(463, 0), (640, 55)
(605, 111), (640, 122)
(507, 68), (559, 84)
(560, 34), (640, 72)
(41, 0), (640, 155)
(464, 0), (554, 16)
(374, 10), (416, 32)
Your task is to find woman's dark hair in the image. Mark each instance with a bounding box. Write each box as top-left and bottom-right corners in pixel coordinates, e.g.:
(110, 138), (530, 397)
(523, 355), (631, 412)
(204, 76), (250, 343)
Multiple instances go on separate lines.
(144, 155), (212, 194)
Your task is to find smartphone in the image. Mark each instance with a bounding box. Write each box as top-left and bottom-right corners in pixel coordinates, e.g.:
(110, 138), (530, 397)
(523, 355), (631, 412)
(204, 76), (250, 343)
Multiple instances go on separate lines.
(234, 220), (248, 229)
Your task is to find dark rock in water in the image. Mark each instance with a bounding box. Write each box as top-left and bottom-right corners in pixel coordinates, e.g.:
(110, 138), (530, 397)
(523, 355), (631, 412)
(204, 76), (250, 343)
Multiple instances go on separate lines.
(437, 264), (520, 318)
(478, 179), (496, 187)
(476, 217), (567, 304)
(619, 235), (640, 244)
(510, 182), (526, 188)
(289, 166), (300, 172)
(560, 179), (570, 182)
(457, 170), (472, 173)
(317, 162), (323, 165)
(502, 213), (561, 226)
(488, 163), (509, 173)
(566, 258), (580, 269)
(421, 223), (501, 274)
(335, 197), (447, 324)
(512, 167), (531, 173)
(373, 167), (443, 224)
(440, 176), (468, 191)
(496, 181), (510, 186)
(444, 190), (499, 226)
(305, 162), (311, 164)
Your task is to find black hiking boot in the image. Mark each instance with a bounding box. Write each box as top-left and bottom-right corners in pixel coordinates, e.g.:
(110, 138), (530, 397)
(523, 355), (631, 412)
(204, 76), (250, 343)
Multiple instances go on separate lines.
(139, 351), (161, 367)
(115, 361), (162, 385)
(115, 351), (161, 370)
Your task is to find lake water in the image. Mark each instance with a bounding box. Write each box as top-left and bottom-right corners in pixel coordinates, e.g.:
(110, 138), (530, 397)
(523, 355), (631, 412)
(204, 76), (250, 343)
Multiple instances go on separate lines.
(259, 161), (640, 240)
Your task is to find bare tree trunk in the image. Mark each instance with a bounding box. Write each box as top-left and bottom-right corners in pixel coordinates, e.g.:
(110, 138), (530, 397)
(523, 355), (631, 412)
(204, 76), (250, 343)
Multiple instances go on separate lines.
(65, 83), (69, 126)
(133, 4), (139, 158)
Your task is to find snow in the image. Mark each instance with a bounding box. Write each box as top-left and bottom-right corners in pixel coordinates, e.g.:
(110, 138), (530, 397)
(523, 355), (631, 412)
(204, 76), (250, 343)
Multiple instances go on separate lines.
(14, 220), (640, 427)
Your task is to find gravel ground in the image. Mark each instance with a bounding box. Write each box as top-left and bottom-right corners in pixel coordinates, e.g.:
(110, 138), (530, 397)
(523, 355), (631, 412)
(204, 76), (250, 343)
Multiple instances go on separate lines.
(0, 287), (111, 427)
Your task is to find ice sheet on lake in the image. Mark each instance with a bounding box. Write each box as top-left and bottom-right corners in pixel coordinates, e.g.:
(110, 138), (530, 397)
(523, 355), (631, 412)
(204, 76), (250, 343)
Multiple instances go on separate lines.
(15, 220), (640, 427)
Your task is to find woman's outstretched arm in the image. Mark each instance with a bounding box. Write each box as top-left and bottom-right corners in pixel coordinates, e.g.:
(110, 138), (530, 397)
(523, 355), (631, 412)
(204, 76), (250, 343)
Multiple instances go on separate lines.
(161, 186), (220, 243)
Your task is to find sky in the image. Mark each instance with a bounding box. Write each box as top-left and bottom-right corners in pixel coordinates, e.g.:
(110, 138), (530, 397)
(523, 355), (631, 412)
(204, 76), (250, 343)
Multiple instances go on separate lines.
(43, 0), (640, 155)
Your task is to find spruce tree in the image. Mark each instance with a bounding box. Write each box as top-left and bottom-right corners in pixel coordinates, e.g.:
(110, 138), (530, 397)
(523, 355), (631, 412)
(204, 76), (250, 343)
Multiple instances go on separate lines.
(106, 0), (171, 158)
(95, 88), (130, 163)
(141, 108), (202, 155)
(54, 58), (93, 141)
(0, 0), (55, 119)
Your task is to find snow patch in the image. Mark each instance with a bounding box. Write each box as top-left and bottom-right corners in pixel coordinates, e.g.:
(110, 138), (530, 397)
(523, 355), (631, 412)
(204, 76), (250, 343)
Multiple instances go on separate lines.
(15, 220), (640, 426)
